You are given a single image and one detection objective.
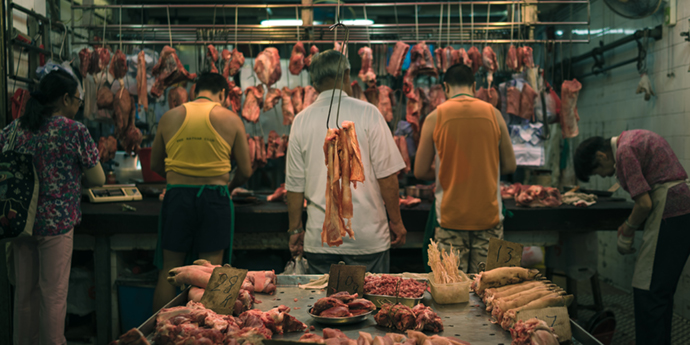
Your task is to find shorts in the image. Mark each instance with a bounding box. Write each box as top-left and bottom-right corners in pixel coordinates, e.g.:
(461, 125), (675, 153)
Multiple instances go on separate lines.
(161, 185), (232, 253)
(434, 222), (503, 274)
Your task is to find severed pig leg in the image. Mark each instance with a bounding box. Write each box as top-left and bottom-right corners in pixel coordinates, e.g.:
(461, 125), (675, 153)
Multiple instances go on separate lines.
(500, 294), (574, 330)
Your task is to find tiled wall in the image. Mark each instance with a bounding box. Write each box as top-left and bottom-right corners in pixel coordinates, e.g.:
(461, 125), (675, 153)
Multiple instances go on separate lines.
(557, 0), (690, 319)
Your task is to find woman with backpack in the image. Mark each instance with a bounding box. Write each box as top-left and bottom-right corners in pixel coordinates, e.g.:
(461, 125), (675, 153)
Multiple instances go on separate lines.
(0, 69), (105, 345)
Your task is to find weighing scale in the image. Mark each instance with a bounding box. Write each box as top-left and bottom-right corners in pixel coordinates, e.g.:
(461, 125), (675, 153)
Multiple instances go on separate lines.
(87, 184), (143, 203)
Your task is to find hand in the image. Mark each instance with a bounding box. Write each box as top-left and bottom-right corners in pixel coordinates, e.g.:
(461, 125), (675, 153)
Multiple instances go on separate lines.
(289, 231), (305, 257)
(617, 222), (635, 238)
(617, 223), (636, 255)
(389, 221), (407, 247)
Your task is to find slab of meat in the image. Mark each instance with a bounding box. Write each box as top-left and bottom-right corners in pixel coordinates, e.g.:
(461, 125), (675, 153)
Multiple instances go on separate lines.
(228, 48), (245, 77)
(168, 86), (188, 110)
(151, 46), (197, 97)
(303, 85), (319, 109)
(304, 45), (320, 69)
(492, 287), (564, 321)
(471, 267), (541, 296)
(506, 45), (520, 71)
(375, 303), (417, 332)
(434, 47), (443, 73)
(476, 87), (499, 108)
(323, 129), (346, 247)
(467, 47), (482, 74)
(255, 136), (268, 167)
(339, 127), (355, 235)
(412, 304), (443, 333)
(247, 135), (257, 167)
(519, 83), (538, 120)
(515, 185), (562, 208)
(267, 183), (287, 202)
(387, 41), (410, 77)
(351, 81), (367, 101)
(263, 87), (282, 112)
(560, 79), (582, 139)
(299, 333), (326, 343)
(98, 136), (118, 163)
(267, 132), (285, 159)
(108, 328), (149, 345)
(289, 42), (306, 75)
(112, 89), (133, 139)
(377, 85), (394, 122)
(312, 297), (348, 315)
(456, 48), (472, 69)
(226, 80), (243, 113)
(482, 46), (497, 87)
(364, 275), (426, 298)
(97, 86), (114, 109)
(501, 294), (573, 330)
(246, 270), (277, 294)
(321, 306), (352, 318)
(221, 49), (232, 78)
(78, 48), (92, 77)
(254, 47), (282, 87)
(242, 85), (264, 123)
(436, 47), (456, 73)
(280, 87), (295, 125)
(89, 47), (111, 75)
(358, 46), (377, 84)
(520, 46), (534, 68)
(510, 318), (560, 345)
(206, 44), (219, 73)
(291, 86), (304, 114)
(428, 85), (446, 111)
(135, 51), (148, 111)
(483, 280), (545, 306)
(399, 196), (421, 207)
(507, 86), (520, 115)
(406, 88), (422, 133)
(394, 136), (411, 174)
(365, 86), (379, 107)
(110, 49), (128, 80)
(167, 264), (212, 288)
(347, 299), (376, 314)
(342, 121), (364, 187)
(410, 42), (438, 77)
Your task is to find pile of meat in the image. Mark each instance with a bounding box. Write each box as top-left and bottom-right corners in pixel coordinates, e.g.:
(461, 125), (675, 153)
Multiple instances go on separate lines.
(110, 300), (306, 345)
(510, 318), (560, 345)
(299, 328), (469, 345)
(472, 267), (573, 331)
(166, 260), (277, 316)
(374, 303), (443, 333)
(363, 275), (427, 298)
(501, 183), (562, 208)
(310, 292), (376, 317)
(399, 196), (422, 207)
(322, 122), (365, 247)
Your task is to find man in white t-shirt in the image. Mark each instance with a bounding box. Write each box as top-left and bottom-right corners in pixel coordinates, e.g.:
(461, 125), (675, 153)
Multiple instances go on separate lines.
(285, 50), (407, 274)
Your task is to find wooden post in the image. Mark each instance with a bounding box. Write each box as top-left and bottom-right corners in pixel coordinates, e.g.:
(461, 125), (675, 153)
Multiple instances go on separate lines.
(301, 0), (313, 27)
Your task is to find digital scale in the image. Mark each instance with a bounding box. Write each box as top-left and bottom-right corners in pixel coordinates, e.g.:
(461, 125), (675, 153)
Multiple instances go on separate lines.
(87, 184), (143, 203)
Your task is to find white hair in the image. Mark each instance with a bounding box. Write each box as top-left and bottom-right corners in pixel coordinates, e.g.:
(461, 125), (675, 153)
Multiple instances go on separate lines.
(309, 50), (351, 89)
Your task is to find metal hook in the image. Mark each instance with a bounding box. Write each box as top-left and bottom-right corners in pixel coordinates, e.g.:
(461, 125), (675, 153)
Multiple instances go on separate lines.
(326, 22), (349, 130)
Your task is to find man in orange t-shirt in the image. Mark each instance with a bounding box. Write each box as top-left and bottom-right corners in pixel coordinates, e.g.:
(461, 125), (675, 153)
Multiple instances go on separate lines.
(415, 64), (516, 273)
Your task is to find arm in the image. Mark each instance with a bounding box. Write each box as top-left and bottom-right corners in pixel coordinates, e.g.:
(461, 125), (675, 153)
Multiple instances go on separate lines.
(414, 111), (437, 181)
(287, 191), (306, 257)
(150, 118), (167, 178)
(378, 173), (407, 246)
(82, 162), (106, 187)
(228, 117), (252, 191)
(620, 192), (652, 235)
(495, 109), (516, 175)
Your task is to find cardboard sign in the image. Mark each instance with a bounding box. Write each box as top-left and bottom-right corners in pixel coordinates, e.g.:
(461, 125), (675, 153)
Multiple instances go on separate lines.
(327, 264), (365, 296)
(486, 237), (524, 270)
(516, 306), (572, 341)
(200, 266), (248, 315)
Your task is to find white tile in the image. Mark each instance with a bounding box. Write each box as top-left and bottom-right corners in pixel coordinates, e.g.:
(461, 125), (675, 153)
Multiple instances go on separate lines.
(670, 43), (690, 70)
(685, 137), (690, 160)
(671, 137), (686, 160)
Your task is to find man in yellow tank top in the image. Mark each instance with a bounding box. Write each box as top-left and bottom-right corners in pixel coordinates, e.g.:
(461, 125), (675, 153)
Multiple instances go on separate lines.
(415, 64), (516, 273)
(150, 73), (252, 311)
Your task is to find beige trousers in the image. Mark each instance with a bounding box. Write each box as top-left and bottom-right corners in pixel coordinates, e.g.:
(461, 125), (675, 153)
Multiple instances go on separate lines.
(13, 229), (73, 345)
(434, 222), (504, 274)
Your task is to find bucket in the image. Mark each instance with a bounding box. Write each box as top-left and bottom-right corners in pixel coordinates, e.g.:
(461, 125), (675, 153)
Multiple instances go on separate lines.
(138, 148), (165, 183)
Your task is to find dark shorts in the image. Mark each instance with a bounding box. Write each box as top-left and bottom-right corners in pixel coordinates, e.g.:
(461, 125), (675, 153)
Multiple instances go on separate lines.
(306, 250), (390, 274)
(161, 186), (232, 253)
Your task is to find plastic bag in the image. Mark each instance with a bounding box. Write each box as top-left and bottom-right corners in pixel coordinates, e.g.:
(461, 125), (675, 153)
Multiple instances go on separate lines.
(283, 255), (309, 275)
(521, 246), (544, 267)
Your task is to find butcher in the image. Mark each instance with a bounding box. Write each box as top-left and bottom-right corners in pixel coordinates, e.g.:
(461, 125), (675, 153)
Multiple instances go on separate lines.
(574, 130), (690, 344)
(285, 50), (407, 273)
(150, 73), (253, 311)
(414, 64), (516, 274)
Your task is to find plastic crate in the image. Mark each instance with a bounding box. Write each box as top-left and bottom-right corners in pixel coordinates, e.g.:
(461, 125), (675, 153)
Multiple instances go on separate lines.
(117, 279), (156, 333)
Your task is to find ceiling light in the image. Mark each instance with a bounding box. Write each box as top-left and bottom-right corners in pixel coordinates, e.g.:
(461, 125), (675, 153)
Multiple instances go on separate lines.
(261, 19), (303, 27)
(341, 19), (374, 26)
(555, 30), (564, 36)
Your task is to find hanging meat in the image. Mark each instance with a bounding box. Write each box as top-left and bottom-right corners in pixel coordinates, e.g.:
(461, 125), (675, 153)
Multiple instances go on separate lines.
(206, 45), (219, 73)
(254, 47), (282, 87)
(289, 42), (306, 75)
(406, 88), (421, 133)
(520, 46), (534, 69)
(242, 85), (264, 123)
(291, 86), (304, 114)
(255, 136), (268, 167)
(112, 89), (133, 138)
(304, 45), (320, 69)
(364, 86), (379, 107)
(303, 86), (318, 109)
(561, 79), (582, 139)
(168, 86), (189, 110)
(454, 48), (472, 69)
(151, 46), (197, 97)
(351, 81), (367, 102)
(78, 48), (92, 77)
(136, 51), (148, 111)
(387, 41), (410, 77)
(108, 49), (127, 80)
(482, 46), (498, 87)
(410, 42), (438, 77)
(476, 87), (499, 109)
(267, 131), (285, 159)
(428, 85), (446, 112)
(228, 48), (245, 77)
(225, 80), (242, 114)
(97, 136), (118, 163)
(263, 88), (282, 112)
(221, 49), (232, 78)
(519, 83), (538, 120)
(280, 87), (295, 125)
(467, 47), (482, 74)
(334, 42), (348, 56)
(358, 46), (377, 85)
(377, 86), (394, 122)
(122, 123), (143, 156)
(247, 135), (256, 167)
(394, 136), (411, 174)
(97, 86), (114, 109)
(506, 45), (520, 71)
(507, 86), (520, 115)
(89, 47), (111, 75)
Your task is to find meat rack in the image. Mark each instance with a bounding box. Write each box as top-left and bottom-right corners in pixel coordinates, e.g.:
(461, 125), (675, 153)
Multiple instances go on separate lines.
(138, 275), (603, 345)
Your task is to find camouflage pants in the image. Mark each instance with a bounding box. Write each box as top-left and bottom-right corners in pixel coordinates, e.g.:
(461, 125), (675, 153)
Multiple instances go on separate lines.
(434, 222), (504, 274)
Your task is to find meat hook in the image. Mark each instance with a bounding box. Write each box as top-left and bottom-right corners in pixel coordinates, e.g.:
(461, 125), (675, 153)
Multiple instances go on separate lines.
(326, 22), (349, 130)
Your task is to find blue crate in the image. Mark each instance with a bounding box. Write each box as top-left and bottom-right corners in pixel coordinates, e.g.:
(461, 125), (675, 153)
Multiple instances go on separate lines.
(117, 283), (156, 333)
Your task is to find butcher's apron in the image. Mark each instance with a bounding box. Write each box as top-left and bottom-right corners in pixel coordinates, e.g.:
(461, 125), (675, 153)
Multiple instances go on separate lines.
(154, 184), (235, 270)
(631, 179), (688, 290)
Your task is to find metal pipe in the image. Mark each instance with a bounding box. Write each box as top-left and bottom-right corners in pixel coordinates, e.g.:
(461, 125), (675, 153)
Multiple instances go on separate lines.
(10, 2), (74, 32)
(576, 57), (637, 79)
(568, 25), (662, 65)
(74, 39), (589, 45)
(71, 1), (588, 9)
(0, 0), (8, 129)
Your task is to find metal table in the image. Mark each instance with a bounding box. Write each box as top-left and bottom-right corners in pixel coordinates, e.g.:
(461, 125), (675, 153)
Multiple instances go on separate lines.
(138, 275), (603, 345)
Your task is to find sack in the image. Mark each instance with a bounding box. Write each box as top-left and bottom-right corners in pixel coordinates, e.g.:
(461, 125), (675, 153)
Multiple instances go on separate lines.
(0, 122), (39, 241)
